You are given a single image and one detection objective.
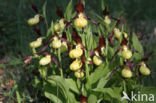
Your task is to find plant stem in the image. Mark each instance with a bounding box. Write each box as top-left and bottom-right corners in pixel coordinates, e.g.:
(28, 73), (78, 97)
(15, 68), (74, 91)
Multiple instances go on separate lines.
(85, 50), (91, 89)
(32, 48), (38, 57)
(123, 80), (126, 92)
(57, 49), (63, 78)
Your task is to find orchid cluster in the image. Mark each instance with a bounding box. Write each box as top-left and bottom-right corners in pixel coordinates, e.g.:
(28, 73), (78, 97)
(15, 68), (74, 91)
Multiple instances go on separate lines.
(24, 0), (151, 102)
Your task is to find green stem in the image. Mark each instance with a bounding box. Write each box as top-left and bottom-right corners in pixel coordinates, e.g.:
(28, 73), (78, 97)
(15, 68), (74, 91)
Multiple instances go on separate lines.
(32, 48), (38, 57)
(123, 80), (126, 93)
(57, 48), (63, 78)
(85, 50), (91, 89)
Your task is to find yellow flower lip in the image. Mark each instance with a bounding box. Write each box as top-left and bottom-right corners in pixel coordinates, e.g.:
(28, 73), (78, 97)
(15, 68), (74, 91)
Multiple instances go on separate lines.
(114, 28), (121, 39)
(28, 14), (40, 26)
(104, 16), (111, 24)
(30, 37), (44, 48)
(121, 67), (133, 78)
(74, 16), (88, 28)
(93, 55), (102, 66)
(51, 39), (62, 49)
(74, 70), (84, 79)
(139, 64), (151, 76)
(69, 48), (83, 58)
(70, 60), (82, 71)
(30, 40), (42, 48)
(122, 49), (132, 59)
(39, 55), (51, 66)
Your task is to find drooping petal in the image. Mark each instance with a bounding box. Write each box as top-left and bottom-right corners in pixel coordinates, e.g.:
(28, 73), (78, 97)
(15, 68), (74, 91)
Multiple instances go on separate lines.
(75, 0), (84, 13)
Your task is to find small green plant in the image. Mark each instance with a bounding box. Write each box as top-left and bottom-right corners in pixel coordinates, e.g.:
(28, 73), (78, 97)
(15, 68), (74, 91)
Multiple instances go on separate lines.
(21, 0), (152, 103)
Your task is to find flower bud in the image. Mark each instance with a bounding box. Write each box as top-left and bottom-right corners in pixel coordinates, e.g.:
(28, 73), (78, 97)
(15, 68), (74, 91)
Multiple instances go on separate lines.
(70, 60), (82, 71)
(121, 67), (133, 78)
(74, 70), (84, 79)
(93, 55), (102, 66)
(39, 55), (51, 66)
(69, 48), (83, 58)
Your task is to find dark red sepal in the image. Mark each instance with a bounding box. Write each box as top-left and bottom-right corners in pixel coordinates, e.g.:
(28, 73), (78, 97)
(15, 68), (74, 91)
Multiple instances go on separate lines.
(81, 54), (85, 66)
(75, 0), (84, 13)
(23, 56), (32, 67)
(51, 56), (59, 67)
(103, 7), (109, 16)
(124, 61), (134, 70)
(72, 28), (82, 44)
(56, 6), (64, 18)
(121, 35), (128, 46)
(34, 26), (41, 36)
(80, 94), (87, 103)
(141, 52), (153, 62)
(94, 35), (106, 51)
(30, 0), (39, 13)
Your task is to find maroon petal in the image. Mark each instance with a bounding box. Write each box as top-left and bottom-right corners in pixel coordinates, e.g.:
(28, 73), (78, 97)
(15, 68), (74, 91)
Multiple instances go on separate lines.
(30, 0), (38, 13)
(62, 32), (67, 40)
(81, 53), (85, 66)
(141, 52), (153, 62)
(108, 34), (114, 45)
(75, 0), (84, 13)
(94, 35), (106, 51)
(103, 7), (109, 16)
(124, 61), (134, 70)
(121, 35), (128, 46)
(51, 56), (59, 67)
(99, 35), (106, 47)
(34, 26), (41, 36)
(72, 28), (82, 44)
(56, 6), (64, 18)
(65, 21), (72, 30)
(80, 94), (87, 103)
(23, 56), (32, 66)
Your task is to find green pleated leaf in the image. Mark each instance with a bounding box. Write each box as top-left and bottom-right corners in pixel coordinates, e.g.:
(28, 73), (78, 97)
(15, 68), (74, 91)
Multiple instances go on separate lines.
(89, 63), (110, 85)
(47, 76), (79, 103)
(132, 33), (144, 54)
(92, 87), (122, 100)
(45, 91), (63, 103)
(64, 0), (73, 21)
(96, 72), (111, 88)
(88, 94), (97, 103)
(65, 78), (80, 94)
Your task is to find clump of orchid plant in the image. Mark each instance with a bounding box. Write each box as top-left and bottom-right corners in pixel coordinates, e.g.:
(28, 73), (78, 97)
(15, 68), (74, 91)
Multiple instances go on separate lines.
(22, 0), (152, 103)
